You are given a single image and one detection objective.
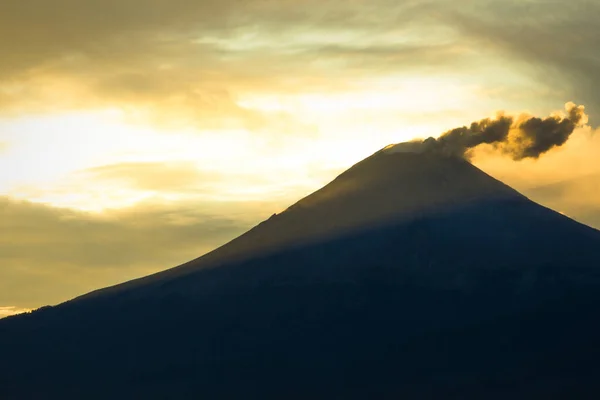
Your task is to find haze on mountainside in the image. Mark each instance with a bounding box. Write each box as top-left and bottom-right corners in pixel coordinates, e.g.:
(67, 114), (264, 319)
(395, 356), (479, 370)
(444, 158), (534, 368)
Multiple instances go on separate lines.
(2, 102), (600, 398)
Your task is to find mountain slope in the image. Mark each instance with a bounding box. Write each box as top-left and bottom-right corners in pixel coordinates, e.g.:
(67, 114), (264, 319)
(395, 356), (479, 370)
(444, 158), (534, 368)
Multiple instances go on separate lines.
(78, 151), (528, 298)
(2, 149), (600, 400)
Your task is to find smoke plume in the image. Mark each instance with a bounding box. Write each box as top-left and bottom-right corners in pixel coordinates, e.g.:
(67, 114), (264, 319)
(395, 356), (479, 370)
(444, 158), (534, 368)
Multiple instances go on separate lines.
(413, 102), (588, 160)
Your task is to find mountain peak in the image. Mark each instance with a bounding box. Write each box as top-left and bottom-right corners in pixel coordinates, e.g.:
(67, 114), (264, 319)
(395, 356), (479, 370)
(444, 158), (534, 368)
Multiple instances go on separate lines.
(185, 147), (523, 261)
(380, 138), (437, 155)
(79, 147), (526, 298)
(291, 147), (523, 213)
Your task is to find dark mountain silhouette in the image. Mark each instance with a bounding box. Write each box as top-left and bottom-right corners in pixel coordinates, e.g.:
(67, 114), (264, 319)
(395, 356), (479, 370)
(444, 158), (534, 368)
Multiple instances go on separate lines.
(2, 148), (600, 399)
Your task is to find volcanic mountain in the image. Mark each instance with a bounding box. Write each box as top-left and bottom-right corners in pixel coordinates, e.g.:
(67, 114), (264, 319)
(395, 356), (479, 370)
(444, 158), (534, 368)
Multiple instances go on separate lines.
(2, 147), (600, 399)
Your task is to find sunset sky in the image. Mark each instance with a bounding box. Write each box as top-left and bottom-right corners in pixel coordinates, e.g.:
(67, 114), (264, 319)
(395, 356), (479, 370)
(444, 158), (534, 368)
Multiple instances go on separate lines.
(2, 0), (600, 316)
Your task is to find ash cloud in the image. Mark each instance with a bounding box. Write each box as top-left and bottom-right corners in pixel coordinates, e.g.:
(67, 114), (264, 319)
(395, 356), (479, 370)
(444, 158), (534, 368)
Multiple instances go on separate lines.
(406, 102), (588, 160)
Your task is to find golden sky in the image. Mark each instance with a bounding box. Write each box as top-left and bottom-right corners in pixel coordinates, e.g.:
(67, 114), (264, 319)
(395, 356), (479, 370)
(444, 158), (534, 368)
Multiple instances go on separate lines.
(2, 0), (600, 314)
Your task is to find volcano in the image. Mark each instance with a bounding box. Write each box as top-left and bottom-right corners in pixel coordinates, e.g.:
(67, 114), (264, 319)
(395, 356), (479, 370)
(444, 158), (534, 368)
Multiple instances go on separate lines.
(2, 148), (600, 399)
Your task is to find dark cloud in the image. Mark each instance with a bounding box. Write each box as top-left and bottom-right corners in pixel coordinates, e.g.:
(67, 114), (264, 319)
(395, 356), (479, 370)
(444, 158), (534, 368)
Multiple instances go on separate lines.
(406, 103), (587, 160)
(511, 104), (587, 160)
(434, 114), (513, 158)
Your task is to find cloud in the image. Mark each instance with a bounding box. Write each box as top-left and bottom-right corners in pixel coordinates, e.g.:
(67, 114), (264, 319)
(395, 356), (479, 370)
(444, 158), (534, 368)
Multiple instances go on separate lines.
(0, 306), (30, 319)
(0, 0), (441, 77)
(441, 0), (600, 123)
(69, 161), (311, 202)
(0, 0), (477, 126)
(0, 196), (281, 309)
(4, 0), (591, 140)
(2, 0), (596, 119)
(471, 125), (600, 230)
(522, 173), (600, 231)
(79, 162), (216, 192)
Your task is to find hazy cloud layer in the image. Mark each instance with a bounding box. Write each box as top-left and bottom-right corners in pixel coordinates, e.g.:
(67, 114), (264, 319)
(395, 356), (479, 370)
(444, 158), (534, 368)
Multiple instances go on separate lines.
(80, 162), (220, 192)
(0, 0), (544, 125)
(3, 0), (597, 137)
(0, 196), (281, 309)
(77, 161), (292, 194)
(0, 1), (445, 115)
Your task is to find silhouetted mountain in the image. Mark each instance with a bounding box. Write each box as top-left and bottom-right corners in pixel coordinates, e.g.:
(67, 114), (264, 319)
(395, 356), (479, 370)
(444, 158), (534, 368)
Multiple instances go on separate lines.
(2, 149), (600, 399)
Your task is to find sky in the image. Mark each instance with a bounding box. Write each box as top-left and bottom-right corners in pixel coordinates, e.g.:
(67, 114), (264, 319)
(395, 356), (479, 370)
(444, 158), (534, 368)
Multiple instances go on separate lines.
(2, 0), (600, 315)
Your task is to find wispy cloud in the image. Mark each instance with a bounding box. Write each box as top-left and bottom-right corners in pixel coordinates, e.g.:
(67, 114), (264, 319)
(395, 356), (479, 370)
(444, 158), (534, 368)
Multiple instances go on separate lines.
(0, 0), (551, 126)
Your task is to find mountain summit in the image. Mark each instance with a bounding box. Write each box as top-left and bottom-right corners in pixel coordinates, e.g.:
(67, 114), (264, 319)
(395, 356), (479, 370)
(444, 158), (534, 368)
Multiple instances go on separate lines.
(2, 147), (600, 399)
(82, 149), (524, 297)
